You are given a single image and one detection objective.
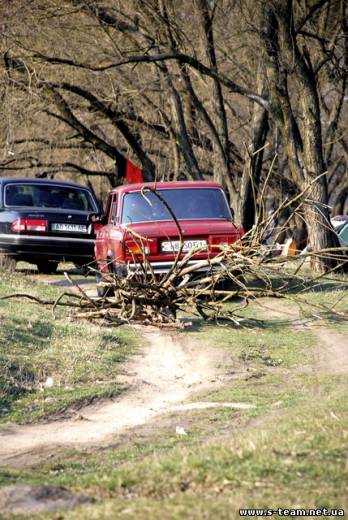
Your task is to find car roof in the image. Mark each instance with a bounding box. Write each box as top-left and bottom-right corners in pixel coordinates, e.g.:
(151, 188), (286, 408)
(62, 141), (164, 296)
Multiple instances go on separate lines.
(0, 177), (91, 190)
(111, 181), (224, 195)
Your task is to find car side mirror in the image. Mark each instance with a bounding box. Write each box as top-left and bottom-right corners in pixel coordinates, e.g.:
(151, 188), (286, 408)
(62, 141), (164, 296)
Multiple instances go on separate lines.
(88, 213), (107, 225)
(230, 207), (235, 221)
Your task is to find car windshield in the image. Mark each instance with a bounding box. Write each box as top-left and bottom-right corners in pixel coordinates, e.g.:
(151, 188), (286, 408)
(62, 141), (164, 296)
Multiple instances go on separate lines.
(4, 183), (95, 211)
(121, 188), (231, 224)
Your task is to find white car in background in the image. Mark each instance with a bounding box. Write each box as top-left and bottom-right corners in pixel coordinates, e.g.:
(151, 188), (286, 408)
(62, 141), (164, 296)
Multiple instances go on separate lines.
(331, 215), (348, 246)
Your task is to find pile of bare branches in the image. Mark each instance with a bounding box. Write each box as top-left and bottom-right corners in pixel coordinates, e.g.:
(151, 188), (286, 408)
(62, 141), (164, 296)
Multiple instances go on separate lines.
(62, 185), (346, 328)
(1, 186), (347, 328)
(72, 247), (345, 329)
(1, 230), (347, 329)
(1, 238), (346, 329)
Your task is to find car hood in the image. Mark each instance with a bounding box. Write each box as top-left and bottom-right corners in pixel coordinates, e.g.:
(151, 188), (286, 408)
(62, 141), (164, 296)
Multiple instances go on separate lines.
(122, 219), (241, 238)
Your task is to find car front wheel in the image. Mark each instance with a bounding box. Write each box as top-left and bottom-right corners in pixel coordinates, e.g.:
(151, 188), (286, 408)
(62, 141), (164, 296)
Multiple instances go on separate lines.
(36, 261), (59, 274)
(95, 270), (115, 297)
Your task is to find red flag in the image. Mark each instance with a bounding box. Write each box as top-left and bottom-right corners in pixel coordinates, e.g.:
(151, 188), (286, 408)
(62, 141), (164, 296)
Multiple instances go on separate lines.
(126, 159), (144, 183)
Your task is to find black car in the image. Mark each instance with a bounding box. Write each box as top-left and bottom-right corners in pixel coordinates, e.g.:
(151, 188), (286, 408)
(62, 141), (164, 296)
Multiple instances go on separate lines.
(0, 178), (100, 273)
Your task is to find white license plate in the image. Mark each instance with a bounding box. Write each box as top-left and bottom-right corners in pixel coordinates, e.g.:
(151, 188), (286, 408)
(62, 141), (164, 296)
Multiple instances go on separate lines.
(52, 223), (88, 233)
(161, 239), (207, 253)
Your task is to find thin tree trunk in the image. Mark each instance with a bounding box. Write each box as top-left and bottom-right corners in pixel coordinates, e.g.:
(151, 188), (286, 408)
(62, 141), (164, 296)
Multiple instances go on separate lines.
(196, 0), (236, 199)
(239, 68), (269, 231)
(158, 62), (203, 180)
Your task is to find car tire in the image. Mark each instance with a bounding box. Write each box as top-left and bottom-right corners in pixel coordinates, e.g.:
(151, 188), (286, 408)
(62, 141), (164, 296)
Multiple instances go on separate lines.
(112, 262), (127, 277)
(36, 261), (59, 274)
(0, 254), (16, 271)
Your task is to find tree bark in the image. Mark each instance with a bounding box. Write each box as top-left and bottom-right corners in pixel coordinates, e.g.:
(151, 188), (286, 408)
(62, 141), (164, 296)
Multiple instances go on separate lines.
(239, 67), (269, 231)
(196, 0), (236, 200)
(261, 0), (340, 271)
(277, 0), (339, 269)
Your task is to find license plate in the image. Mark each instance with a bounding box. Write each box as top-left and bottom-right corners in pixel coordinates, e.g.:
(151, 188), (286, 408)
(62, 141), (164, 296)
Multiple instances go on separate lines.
(161, 239), (207, 253)
(52, 223), (88, 233)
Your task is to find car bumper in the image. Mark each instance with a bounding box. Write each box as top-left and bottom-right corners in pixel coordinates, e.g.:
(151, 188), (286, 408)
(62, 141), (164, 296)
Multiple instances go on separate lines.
(116, 259), (223, 275)
(0, 233), (95, 263)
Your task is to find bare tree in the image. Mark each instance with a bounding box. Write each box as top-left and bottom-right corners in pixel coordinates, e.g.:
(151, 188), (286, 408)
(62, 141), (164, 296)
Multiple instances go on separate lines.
(1, 0), (347, 271)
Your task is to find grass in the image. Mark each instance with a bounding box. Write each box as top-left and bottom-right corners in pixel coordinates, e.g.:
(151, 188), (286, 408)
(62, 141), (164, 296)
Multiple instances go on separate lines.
(2, 372), (347, 519)
(257, 266), (348, 334)
(0, 270), (140, 424)
(188, 309), (314, 369)
(0, 270), (347, 519)
(297, 288), (348, 333)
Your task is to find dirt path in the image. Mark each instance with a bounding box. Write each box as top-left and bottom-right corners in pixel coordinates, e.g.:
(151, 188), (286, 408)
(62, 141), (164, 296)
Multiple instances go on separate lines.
(0, 327), (243, 466)
(1, 291), (346, 468)
(310, 326), (348, 374)
(259, 300), (348, 375)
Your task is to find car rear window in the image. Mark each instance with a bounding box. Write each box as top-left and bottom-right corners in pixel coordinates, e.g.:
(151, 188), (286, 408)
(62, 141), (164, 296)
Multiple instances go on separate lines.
(4, 183), (95, 211)
(121, 188), (231, 224)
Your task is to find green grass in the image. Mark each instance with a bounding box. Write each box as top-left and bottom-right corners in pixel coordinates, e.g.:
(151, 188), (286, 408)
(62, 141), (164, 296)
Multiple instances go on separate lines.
(248, 266), (348, 333)
(0, 270), (140, 424)
(2, 372), (347, 519)
(187, 298), (315, 367)
(0, 271), (347, 519)
(297, 288), (348, 333)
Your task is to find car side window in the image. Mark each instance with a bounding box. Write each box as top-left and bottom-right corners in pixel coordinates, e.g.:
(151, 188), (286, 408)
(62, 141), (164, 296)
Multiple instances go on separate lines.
(109, 195), (118, 225)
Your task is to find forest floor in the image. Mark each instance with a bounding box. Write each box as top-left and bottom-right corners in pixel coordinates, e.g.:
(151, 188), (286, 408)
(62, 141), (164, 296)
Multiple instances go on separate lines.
(0, 266), (347, 518)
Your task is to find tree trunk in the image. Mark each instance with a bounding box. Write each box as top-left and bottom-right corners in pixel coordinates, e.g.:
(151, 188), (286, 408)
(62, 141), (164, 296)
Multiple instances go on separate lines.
(160, 63), (203, 180)
(261, 0), (340, 272)
(196, 0), (235, 199)
(303, 181), (339, 271)
(294, 29), (340, 269)
(239, 68), (269, 231)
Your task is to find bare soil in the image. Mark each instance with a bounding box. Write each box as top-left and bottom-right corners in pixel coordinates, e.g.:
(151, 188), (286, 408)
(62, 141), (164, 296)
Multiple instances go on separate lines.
(0, 327), (244, 467)
(310, 326), (348, 375)
(259, 299), (348, 375)
(1, 298), (346, 470)
(0, 485), (93, 516)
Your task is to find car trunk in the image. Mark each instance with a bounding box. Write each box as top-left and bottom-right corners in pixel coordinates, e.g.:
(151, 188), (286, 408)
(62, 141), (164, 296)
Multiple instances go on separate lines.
(123, 219), (241, 262)
(8, 208), (93, 239)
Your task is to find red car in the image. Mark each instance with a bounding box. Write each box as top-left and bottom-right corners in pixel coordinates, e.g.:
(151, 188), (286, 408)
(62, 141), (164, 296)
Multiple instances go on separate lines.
(94, 181), (243, 282)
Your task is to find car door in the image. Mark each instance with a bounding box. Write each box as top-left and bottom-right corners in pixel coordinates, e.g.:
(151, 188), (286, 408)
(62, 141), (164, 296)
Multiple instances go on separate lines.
(95, 194), (113, 270)
(96, 193), (121, 264)
(108, 194), (125, 264)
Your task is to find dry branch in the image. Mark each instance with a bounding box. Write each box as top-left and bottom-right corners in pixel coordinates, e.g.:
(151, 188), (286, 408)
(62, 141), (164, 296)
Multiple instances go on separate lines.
(66, 231), (347, 328)
(1, 185), (347, 328)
